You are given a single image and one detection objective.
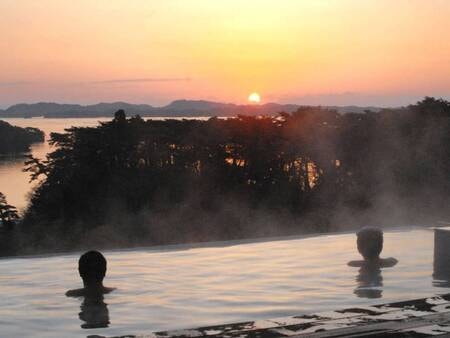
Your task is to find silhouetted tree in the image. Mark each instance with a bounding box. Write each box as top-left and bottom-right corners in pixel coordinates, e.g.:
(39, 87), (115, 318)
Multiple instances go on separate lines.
(0, 192), (19, 230)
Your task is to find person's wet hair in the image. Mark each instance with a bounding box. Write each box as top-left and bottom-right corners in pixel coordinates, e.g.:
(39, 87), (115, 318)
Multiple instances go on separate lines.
(78, 250), (107, 286)
(357, 227), (383, 260)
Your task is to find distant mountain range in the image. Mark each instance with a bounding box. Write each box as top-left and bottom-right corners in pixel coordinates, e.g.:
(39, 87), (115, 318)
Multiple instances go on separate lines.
(0, 100), (383, 118)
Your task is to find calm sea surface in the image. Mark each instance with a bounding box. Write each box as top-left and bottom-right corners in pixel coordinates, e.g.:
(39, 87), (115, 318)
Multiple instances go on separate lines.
(0, 228), (446, 337)
(0, 117), (208, 212)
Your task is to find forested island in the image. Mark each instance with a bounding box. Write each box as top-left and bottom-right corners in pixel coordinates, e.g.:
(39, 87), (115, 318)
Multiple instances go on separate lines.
(0, 120), (44, 155)
(1, 97), (449, 256)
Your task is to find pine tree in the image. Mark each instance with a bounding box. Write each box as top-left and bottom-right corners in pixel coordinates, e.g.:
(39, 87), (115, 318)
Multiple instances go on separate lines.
(0, 192), (19, 230)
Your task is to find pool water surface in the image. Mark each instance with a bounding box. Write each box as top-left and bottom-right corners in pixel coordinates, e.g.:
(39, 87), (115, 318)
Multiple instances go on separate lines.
(0, 228), (446, 337)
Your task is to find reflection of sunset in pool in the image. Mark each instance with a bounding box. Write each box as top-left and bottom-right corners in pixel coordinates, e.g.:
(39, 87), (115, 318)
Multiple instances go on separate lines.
(0, 228), (445, 337)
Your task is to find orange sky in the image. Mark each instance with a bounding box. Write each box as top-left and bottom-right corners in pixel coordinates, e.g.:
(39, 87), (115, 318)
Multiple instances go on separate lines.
(1, 0), (449, 107)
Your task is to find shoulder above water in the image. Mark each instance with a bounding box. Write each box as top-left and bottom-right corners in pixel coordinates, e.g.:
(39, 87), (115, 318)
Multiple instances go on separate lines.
(348, 257), (398, 268)
(65, 288), (84, 298)
(65, 287), (116, 298)
(380, 257), (398, 268)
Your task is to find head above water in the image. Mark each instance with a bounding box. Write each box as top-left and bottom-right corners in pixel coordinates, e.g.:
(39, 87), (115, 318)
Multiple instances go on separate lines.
(357, 227), (383, 260)
(78, 251), (107, 287)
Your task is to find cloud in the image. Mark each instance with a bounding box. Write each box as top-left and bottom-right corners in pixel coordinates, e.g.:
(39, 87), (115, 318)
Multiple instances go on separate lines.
(0, 77), (192, 87)
(0, 81), (34, 87)
(88, 77), (191, 84)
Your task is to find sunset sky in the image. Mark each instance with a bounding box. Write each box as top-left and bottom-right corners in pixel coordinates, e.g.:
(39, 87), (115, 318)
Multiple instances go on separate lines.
(1, 0), (449, 107)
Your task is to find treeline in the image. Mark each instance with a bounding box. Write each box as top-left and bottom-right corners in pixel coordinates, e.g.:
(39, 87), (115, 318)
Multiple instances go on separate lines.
(6, 97), (450, 255)
(0, 120), (44, 154)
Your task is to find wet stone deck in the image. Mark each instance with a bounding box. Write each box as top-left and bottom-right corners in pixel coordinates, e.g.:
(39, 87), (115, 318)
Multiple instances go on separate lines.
(103, 294), (450, 338)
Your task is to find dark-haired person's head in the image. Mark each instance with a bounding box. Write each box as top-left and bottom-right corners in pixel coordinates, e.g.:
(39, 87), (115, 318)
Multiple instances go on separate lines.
(78, 251), (107, 287)
(357, 227), (383, 261)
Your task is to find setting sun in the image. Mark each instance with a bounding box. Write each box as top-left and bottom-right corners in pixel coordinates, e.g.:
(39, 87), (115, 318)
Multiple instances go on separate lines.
(248, 92), (261, 104)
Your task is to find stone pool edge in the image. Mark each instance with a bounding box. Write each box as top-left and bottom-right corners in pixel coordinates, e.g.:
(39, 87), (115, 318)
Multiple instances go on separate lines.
(100, 293), (450, 338)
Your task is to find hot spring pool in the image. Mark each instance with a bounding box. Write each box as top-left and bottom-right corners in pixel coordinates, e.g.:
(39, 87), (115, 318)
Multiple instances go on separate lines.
(0, 227), (447, 337)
